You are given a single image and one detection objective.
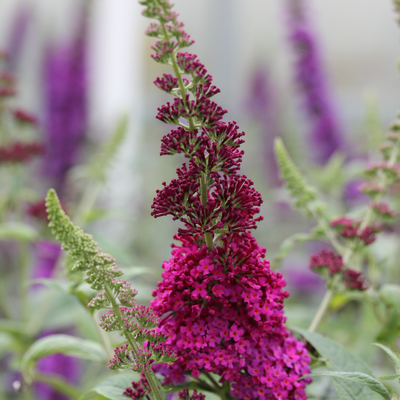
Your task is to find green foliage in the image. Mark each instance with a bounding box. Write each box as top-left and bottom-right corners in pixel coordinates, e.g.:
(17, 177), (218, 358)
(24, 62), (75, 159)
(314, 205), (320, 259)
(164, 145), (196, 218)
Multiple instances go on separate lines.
(373, 343), (400, 377)
(274, 138), (317, 210)
(0, 221), (38, 241)
(79, 374), (136, 400)
(300, 371), (391, 400)
(21, 334), (107, 374)
(272, 232), (320, 269)
(292, 327), (383, 400)
(88, 115), (128, 182)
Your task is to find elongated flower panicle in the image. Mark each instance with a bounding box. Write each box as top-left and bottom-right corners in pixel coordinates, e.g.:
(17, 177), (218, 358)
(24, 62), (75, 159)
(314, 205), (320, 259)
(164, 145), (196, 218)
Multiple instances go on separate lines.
(141, 1), (311, 399)
(286, 0), (344, 164)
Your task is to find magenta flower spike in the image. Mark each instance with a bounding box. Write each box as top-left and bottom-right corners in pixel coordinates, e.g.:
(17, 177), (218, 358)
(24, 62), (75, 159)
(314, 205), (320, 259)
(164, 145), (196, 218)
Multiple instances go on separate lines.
(286, 0), (344, 164)
(139, 1), (311, 399)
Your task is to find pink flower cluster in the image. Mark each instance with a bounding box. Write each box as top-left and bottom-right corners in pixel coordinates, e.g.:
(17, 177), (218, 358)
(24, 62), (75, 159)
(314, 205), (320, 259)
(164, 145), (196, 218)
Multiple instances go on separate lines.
(179, 388), (205, 400)
(123, 373), (151, 399)
(0, 141), (44, 164)
(330, 217), (381, 246)
(309, 250), (343, 275)
(309, 250), (369, 291)
(151, 233), (311, 399)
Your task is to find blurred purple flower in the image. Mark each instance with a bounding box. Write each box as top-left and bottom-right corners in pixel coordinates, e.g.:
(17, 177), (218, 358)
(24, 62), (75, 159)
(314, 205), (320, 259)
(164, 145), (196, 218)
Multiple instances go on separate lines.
(32, 240), (62, 281)
(41, 8), (88, 191)
(286, 0), (344, 164)
(35, 332), (81, 400)
(246, 66), (281, 186)
(32, 242), (81, 399)
(5, 7), (31, 71)
(283, 264), (324, 295)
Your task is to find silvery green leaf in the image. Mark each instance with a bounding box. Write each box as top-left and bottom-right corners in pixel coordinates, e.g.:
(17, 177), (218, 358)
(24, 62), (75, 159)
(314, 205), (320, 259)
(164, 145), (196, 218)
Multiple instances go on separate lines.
(292, 327), (382, 400)
(373, 343), (400, 374)
(21, 334), (106, 373)
(79, 374), (136, 400)
(300, 371), (391, 400)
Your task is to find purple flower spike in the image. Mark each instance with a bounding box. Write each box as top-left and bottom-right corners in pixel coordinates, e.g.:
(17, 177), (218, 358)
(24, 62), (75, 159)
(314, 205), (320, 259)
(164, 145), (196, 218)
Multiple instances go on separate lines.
(41, 8), (88, 191)
(286, 0), (344, 164)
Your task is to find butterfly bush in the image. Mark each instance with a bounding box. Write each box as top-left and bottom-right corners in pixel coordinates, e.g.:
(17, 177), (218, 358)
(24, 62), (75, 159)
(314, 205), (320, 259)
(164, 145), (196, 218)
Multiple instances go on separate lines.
(136, 1), (311, 399)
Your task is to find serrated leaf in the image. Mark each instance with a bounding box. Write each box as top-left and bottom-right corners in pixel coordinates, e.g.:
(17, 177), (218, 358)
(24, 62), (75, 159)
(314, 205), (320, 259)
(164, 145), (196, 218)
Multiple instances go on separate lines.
(0, 222), (38, 241)
(373, 343), (400, 374)
(292, 326), (382, 400)
(300, 371), (391, 400)
(21, 334), (107, 373)
(79, 374), (136, 400)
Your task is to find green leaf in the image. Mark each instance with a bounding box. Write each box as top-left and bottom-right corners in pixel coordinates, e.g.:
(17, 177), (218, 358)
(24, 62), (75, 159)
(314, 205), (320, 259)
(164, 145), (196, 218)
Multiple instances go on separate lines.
(0, 222), (38, 241)
(300, 371), (391, 400)
(21, 334), (107, 373)
(27, 279), (72, 294)
(80, 374), (136, 400)
(272, 233), (316, 269)
(120, 266), (159, 279)
(373, 343), (400, 374)
(376, 309), (400, 343)
(379, 374), (400, 381)
(0, 332), (18, 357)
(380, 284), (400, 308)
(292, 327), (382, 400)
(0, 319), (28, 336)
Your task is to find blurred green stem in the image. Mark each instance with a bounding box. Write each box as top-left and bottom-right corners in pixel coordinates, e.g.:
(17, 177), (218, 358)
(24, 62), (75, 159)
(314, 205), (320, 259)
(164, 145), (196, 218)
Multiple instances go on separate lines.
(308, 289), (333, 332)
(19, 241), (30, 321)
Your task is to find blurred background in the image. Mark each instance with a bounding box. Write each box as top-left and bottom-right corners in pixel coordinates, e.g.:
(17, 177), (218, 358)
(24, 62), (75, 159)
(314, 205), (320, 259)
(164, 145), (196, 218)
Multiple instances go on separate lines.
(0, 0), (400, 398)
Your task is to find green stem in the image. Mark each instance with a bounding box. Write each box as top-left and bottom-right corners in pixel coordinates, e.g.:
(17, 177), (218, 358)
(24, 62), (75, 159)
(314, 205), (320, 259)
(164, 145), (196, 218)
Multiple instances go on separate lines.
(203, 372), (229, 399)
(73, 182), (102, 227)
(19, 241), (30, 321)
(104, 285), (164, 400)
(308, 289), (333, 332)
(93, 311), (113, 359)
(200, 176), (213, 251)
